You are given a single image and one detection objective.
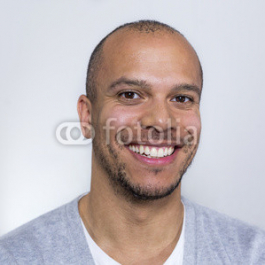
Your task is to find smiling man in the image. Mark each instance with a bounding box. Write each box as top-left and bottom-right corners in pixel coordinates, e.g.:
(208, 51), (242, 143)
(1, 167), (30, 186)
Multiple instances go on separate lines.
(79, 22), (201, 204)
(1, 20), (265, 264)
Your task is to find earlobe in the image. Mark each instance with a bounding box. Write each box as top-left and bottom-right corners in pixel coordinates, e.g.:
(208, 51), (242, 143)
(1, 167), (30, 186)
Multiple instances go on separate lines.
(77, 95), (93, 139)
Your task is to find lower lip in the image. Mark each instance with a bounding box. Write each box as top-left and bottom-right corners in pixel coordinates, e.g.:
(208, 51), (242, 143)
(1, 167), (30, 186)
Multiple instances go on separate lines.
(127, 147), (180, 166)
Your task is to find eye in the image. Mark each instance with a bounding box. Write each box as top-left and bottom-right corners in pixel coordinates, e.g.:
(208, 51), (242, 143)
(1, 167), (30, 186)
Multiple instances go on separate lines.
(119, 91), (140, 100)
(172, 95), (192, 103)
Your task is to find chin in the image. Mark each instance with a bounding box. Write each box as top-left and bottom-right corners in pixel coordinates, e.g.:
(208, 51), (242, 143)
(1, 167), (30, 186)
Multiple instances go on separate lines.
(113, 170), (182, 202)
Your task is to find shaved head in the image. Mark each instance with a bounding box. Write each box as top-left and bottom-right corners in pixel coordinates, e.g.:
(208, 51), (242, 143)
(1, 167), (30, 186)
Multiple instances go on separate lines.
(86, 20), (203, 103)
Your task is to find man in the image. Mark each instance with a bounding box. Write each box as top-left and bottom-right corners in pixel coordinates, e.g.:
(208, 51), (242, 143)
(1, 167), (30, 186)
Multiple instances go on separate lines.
(0, 20), (264, 264)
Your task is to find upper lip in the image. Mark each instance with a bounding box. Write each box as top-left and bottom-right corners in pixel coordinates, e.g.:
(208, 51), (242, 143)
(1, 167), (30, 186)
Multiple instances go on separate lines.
(125, 142), (182, 148)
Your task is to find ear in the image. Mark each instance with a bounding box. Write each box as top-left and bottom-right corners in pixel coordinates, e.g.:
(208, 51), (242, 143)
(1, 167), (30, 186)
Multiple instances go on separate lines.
(77, 95), (93, 139)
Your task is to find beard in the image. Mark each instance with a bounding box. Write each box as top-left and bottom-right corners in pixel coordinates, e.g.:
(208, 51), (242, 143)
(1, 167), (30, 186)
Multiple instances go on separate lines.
(92, 127), (198, 202)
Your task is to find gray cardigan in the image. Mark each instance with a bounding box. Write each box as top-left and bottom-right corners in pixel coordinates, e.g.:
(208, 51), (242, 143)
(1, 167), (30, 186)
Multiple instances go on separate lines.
(1, 196), (265, 264)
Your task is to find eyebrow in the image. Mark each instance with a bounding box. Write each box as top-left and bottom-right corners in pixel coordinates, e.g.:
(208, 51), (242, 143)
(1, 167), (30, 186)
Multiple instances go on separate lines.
(108, 77), (152, 91)
(108, 77), (201, 99)
(173, 84), (202, 99)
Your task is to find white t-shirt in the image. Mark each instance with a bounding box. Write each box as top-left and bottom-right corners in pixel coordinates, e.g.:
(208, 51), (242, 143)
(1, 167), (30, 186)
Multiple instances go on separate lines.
(81, 207), (185, 265)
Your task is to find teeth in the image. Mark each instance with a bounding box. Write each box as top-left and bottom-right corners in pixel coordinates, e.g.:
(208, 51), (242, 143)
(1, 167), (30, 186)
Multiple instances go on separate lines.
(140, 145), (144, 154)
(164, 148), (168, 156)
(158, 148), (164, 158)
(150, 148), (157, 157)
(168, 147), (174, 155)
(129, 145), (175, 158)
(145, 146), (150, 155)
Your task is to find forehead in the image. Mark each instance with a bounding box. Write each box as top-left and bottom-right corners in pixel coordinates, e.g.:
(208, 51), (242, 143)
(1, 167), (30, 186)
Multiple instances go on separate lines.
(98, 29), (202, 90)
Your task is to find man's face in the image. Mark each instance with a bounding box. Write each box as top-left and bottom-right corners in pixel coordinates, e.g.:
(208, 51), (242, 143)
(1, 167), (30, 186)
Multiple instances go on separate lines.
(90, 31), (202, 201)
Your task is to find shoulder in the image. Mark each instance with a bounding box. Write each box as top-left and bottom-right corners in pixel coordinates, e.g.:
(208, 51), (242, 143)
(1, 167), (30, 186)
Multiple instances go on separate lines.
(182, 197), (265, 264)
(0, 196), (90, 264)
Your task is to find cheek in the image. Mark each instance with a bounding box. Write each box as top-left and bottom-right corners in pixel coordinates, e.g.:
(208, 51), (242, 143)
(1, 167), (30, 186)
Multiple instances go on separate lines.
(185, 114), (201, 131)
(180, 112), (201, 143)
(98, 106), (138, 134)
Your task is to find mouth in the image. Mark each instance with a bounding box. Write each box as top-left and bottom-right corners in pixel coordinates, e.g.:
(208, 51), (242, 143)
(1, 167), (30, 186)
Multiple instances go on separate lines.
(128, 144), (175, 159)
(126, 144), (179, 166)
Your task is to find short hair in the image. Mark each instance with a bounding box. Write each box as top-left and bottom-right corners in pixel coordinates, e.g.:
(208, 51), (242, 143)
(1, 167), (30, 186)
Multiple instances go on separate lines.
(86, 20), (203, 103)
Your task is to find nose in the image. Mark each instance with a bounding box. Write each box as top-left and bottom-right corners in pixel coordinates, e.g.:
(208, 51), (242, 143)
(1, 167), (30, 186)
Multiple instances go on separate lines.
(140, 100), (177, 132)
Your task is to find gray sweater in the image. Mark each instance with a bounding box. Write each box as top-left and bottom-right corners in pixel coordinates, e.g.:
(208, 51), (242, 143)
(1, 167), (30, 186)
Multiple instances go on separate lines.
(0, 196), (265, 264)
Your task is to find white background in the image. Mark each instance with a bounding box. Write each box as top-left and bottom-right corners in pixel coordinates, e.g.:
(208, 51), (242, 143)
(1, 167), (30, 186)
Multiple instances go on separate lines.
(1, 0), (265, 236)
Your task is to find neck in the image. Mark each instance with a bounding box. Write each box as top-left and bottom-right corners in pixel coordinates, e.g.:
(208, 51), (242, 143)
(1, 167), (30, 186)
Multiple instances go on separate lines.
(79, 162), (184, 264)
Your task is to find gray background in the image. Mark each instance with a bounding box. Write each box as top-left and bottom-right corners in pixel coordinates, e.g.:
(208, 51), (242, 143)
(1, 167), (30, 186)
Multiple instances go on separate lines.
(1, 0), (265, 235)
